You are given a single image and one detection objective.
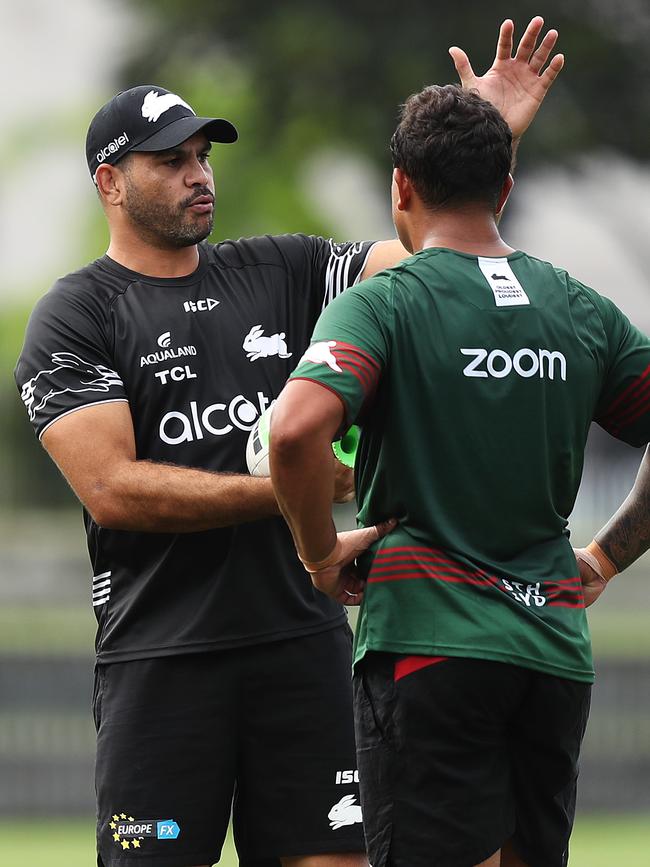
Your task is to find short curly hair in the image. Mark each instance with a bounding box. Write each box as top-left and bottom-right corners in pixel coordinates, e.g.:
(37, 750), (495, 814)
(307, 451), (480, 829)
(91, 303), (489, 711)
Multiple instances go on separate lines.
(390, 84), (512, 210)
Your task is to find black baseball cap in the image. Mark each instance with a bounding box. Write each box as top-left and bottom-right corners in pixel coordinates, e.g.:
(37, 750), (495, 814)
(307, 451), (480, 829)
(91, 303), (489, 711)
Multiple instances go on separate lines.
(85, 85), (238, 178)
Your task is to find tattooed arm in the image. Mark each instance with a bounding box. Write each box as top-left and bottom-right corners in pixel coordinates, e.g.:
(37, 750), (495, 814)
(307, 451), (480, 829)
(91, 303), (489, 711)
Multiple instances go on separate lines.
(575, 446), (650, 606)
(596, 446), (650, 570)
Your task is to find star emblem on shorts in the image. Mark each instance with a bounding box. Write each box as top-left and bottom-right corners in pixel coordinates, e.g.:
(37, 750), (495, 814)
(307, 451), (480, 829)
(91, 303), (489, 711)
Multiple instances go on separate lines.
(121, 840), (130, 849)
(112, 814), (119, 821)
(132, 840), (141, 848)
(112, 832), (120, 842)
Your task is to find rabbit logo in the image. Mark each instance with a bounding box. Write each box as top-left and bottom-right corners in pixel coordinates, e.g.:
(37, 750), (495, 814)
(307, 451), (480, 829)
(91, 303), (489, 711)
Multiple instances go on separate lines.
(242, 325), (292, 362)
(20, 352), (123, 422)
(300, 341), (342, 373)
(141, 90), (194, 123)
(328, 794), (362, 830)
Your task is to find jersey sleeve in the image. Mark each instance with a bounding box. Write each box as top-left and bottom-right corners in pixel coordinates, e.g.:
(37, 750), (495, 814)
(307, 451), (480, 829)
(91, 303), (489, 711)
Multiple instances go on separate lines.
(273, 234), (377, 310)
(289, 274), (392, 428)
(586, 288), (650, 446)
(14, 280), (127, 440)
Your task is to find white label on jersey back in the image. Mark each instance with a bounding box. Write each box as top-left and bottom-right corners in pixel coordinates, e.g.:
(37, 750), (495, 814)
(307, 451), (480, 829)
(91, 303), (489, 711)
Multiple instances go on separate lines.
(478, 257), (530, 307)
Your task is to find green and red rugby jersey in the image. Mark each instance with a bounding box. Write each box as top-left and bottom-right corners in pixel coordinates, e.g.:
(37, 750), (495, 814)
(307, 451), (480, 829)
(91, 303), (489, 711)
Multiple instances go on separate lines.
(290, 248), (650, 682)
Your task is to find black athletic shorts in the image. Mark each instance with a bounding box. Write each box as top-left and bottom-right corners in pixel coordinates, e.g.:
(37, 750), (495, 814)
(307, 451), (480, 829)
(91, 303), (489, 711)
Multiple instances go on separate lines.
(353, 653), (591, 867)
(94, 624), (364, 867)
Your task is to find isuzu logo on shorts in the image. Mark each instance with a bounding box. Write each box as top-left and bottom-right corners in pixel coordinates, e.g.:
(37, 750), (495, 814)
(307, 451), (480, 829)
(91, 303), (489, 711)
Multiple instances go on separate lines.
(335, 769), (359, 784)
(460, 347), (567, 381)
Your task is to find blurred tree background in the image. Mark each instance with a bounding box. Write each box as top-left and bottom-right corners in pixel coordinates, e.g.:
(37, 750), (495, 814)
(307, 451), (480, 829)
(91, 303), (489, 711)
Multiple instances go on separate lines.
(3, 0), (650, 512)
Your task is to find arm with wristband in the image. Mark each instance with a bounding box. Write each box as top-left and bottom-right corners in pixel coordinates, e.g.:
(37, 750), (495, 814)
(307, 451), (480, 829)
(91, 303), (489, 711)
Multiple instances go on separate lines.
(270, 377), (395, 606)
(575, 445), (650, 606)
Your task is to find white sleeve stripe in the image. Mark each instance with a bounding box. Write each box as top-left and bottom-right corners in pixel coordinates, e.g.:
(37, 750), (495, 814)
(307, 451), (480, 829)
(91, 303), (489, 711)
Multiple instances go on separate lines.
(322, 241), (367, 311)
(93, 571), (112, 582)
(38, 399), (129, 441)
(325, 255), (337, 307)
(342, 252), (353, 296)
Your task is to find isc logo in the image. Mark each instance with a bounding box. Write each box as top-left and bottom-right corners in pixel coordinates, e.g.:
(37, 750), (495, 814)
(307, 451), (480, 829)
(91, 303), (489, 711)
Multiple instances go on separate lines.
(460, 347), (567, 381)
(335, 769), (359, 785)
(183, 298), (219, 313)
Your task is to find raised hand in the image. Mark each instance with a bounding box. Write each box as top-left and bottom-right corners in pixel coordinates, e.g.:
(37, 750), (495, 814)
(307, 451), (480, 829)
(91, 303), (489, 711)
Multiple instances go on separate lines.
(449, 16), (564, 140)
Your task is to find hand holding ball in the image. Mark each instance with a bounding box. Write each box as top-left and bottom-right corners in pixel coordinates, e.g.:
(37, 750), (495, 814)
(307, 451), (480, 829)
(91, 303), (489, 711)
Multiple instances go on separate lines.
(246, 404), (360, 476)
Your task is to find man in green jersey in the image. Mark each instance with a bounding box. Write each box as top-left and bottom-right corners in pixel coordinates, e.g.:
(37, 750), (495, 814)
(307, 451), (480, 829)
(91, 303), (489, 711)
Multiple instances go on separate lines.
(269, 84), (650, 867)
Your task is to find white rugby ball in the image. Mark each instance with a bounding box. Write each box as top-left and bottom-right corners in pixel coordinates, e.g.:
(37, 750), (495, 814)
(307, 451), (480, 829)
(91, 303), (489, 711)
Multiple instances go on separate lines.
(246, 404), (361, 477)
(246, 404), (274, 476)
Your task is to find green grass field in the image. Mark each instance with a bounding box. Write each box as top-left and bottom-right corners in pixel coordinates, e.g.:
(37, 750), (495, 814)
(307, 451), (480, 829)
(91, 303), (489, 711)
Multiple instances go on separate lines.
(0, 816), (649, 865)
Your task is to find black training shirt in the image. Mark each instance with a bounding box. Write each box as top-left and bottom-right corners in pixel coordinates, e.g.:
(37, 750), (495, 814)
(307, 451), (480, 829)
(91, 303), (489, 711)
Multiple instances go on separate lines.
(15, 234), (375, 662)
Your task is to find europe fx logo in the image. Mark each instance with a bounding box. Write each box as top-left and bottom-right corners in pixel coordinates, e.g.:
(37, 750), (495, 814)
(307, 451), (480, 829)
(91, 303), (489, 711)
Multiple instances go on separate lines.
(110, 813), (181, 851)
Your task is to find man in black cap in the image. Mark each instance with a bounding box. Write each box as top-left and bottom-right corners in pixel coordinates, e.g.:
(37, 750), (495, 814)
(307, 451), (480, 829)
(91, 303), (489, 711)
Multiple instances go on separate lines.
(15, 17), (562, 867)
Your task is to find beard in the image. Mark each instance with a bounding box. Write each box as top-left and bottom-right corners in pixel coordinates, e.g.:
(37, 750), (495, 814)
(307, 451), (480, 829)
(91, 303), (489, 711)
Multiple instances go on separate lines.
(123, 179), (214, 248)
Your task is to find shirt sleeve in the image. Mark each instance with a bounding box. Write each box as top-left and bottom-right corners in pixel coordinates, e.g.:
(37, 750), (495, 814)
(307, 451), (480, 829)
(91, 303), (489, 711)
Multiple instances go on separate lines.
(588, 289), (650, 446)
(272, 234), (377, 310)
(14, 280), (127, 440)
(289, 274), (392, 428)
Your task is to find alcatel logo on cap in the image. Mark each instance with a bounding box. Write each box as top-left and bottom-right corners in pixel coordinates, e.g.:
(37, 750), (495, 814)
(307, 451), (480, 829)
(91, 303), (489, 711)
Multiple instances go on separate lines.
(141, 90), (194, 123)
(96, 132), (129, 165)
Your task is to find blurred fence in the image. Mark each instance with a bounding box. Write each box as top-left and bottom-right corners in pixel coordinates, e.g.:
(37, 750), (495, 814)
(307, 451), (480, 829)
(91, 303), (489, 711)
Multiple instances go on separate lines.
(0, 657), (94, 814)
(0, 654), (648, 815)
(0, 426), (648, 816)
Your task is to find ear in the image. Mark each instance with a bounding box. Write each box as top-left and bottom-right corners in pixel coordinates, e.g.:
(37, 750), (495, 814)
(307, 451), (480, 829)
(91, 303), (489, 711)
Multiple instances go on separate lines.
(393, 167), (412, 211)
(495, 173), (514, 217)
(95, 163), (127, 206)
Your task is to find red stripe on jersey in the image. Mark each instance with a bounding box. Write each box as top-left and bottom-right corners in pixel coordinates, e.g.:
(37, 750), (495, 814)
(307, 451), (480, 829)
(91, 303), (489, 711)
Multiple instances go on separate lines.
(598, 365), (650, 432)
(394, 655), (448, 682)
(369, 546), (583, 608)
(332, 342), (381, 373)
(370, 548), (500, 591)
(369, 569), (490, 588)
(333, 347), (380, 396)
(606, 385), (650, 433)
(546, 579), (584, 606)
(336, 348), (379, 372)
(600, 364), (650, 415)
(338, 360), (373, 393)
(612, 391), (650, 433)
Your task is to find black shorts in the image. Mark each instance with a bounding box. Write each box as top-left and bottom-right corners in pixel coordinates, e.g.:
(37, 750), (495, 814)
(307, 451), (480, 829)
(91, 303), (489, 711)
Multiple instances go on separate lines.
(353, 653), (591, 867)
(94, 625), (364, 867)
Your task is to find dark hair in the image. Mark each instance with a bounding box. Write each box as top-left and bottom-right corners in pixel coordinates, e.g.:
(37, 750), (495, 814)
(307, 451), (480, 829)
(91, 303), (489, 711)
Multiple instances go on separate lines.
(390, 84), (512, 210)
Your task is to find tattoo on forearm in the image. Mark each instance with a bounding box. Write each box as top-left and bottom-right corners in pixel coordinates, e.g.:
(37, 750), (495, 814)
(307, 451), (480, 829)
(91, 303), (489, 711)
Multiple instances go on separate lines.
(596, 447), (650, 572)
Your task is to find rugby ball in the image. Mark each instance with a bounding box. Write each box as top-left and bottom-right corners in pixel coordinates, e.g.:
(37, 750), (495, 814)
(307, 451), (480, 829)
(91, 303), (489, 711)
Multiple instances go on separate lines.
(245, 404), (360, 476)
(246, 404), (275, 476)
